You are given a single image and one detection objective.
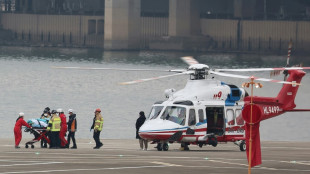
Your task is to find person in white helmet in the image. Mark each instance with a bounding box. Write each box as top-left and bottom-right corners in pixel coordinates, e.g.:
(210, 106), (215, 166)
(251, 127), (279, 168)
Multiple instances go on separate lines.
(14, 112), (31, 148)
(67, 109), (77, 149)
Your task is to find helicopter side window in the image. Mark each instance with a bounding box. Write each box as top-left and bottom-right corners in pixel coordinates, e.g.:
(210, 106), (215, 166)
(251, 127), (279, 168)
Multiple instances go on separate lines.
(161, 106), (186, 126)
(236, 109), (244, 125)
(148, 106), (164, 120)
(188, 109), (196, 126)
(227, 109), (235, 125)
(198, 109), (205, 123)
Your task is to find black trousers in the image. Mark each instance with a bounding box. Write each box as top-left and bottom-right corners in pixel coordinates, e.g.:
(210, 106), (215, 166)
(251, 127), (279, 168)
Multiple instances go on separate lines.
(67, 131), (76, 147)
(50, 131), (60, 148)
(93, 131), (102, 147)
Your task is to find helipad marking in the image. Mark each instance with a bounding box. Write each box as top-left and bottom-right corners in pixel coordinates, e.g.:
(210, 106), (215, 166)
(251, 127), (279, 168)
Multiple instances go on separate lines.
(151, 161), (182, 166)
(0, 162), (63, 167)
(0, 165), (166, 174)
(280, 161), (310, 166)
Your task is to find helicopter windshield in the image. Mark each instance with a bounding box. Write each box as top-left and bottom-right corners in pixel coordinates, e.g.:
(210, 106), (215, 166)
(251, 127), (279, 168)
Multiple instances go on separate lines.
(148, 106), (164, 120)
(160, 106), (186, 126)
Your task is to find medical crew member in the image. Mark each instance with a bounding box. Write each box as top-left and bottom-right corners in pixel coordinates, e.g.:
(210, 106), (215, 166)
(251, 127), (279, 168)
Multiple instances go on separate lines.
(90, 108), (103, 149)
(47, 110), (61, 148)
(14, 112), (31, 148)
(67, 109), (77, 149)
(58, 108), (68, 148)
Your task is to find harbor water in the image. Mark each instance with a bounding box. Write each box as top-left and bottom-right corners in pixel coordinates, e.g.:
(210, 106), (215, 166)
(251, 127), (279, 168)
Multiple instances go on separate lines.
(0, 47), (309, 141)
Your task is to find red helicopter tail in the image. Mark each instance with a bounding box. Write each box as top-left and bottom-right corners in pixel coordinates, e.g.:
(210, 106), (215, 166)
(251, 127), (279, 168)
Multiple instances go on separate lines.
(242, 70), (306, 168)
(276, 70), (305, 110)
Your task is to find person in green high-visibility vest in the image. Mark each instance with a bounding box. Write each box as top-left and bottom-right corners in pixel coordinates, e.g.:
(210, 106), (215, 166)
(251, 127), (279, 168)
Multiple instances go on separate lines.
(90, 108), (103, 149)
(47, 110), (61, 149)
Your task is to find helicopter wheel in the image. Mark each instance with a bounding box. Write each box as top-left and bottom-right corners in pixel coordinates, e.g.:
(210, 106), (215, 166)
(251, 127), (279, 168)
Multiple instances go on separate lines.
(163, 143), (169, 151)
(157, 143), (163, 151)
(240, 141), (246, 151)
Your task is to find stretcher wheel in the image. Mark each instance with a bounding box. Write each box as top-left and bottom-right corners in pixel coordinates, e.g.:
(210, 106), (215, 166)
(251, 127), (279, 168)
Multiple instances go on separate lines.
(25, 144), (29, 148)
(31, 145), (34, 149)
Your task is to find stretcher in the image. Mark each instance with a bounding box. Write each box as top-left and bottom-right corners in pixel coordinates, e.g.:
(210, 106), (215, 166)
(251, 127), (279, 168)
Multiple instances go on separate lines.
(24, 118), (50, 148)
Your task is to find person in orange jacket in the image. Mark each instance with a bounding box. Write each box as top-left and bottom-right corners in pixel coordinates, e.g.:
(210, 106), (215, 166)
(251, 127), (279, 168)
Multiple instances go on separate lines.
(57, 108), (68, 148)
(14, 112), (31, 148)
(67, 109), (77, 149)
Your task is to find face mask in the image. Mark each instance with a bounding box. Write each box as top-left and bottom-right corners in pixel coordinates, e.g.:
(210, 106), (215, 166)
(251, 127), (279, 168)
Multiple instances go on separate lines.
(44, 113), (48, 117)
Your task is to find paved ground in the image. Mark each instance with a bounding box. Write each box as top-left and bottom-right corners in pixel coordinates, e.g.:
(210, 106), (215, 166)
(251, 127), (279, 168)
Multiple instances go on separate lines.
(0, 138), (309, 174)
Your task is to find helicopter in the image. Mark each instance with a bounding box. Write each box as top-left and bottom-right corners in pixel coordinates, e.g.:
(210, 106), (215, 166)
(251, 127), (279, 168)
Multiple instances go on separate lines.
(54, 56), (310, 155)
(130, 56), (310, 153)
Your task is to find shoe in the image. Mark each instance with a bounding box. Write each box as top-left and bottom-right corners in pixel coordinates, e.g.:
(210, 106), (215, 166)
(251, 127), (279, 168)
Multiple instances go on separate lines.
(93, 146), (99, 149)
(144, 148), (147, 151)
(98, 143), (103, 149)
(70, 146), (77, 149)
(15, 146), (20, 149)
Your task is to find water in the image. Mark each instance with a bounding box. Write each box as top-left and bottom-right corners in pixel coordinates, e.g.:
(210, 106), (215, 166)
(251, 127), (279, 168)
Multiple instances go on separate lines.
(1, 47), (310, 141)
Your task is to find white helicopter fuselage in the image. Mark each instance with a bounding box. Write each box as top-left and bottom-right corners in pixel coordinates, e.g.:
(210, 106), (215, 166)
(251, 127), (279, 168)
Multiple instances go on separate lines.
(139, 79), (247, 147)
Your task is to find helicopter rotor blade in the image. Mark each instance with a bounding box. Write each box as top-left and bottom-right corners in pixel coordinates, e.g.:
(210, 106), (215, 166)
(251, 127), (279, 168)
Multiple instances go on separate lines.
(214, 67), (310, 72)
(52, 66), (187, 73)
(181, 56), (199, 66)
(209, 71), (300, 85)
(120, 71), (193, 85)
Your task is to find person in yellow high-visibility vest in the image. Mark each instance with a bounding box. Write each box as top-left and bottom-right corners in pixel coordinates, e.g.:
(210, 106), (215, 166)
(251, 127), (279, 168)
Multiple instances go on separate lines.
(90, 108), (103, 149)
(47, 110), (61, 149)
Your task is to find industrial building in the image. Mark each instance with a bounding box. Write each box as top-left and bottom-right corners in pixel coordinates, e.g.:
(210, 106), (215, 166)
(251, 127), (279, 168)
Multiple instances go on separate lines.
(0, 0), (310, 53)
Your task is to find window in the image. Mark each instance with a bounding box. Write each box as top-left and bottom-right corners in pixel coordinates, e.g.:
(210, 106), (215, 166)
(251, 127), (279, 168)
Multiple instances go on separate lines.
(97, 20), (104, 34)
(148, 106), (164, 120)
(88, 20), (96, 34)
(236, 109), (244, 125)
(198, 109), (205, 123)
(226, 109), (235, 125)
(161, 106), (186, 126)
(188, 109), (196, 126)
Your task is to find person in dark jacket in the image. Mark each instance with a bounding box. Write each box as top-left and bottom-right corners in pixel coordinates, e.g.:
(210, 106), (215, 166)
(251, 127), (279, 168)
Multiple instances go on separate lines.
(67, 109), (77, 149)
(136, 111), (148, 150)
(40, 107), (51, 148)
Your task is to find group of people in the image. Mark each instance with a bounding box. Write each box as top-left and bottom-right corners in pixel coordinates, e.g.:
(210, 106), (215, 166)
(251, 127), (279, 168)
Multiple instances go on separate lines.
(45, 107), (77, 149)
(14, 107), (104, 149)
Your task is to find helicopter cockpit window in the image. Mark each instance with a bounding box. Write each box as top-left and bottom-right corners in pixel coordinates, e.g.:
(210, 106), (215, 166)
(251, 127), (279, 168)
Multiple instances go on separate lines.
(161, 106), (186, 126)
(188, 109), (196, 126)
(148, 106), (164, 120)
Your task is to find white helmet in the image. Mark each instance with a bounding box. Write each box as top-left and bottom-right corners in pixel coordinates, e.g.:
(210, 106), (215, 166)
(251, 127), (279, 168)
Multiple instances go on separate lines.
(18, 112), (24, 117)
(68, 109), (74, 114)
(56, 108), (63, 113)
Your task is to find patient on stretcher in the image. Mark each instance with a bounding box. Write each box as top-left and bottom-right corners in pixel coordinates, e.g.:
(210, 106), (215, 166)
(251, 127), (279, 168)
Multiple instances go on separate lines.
(27, 118), (49, 128)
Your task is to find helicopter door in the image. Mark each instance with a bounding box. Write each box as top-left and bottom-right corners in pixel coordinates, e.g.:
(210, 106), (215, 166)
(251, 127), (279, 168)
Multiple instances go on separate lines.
(206, 107), (224, 136)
